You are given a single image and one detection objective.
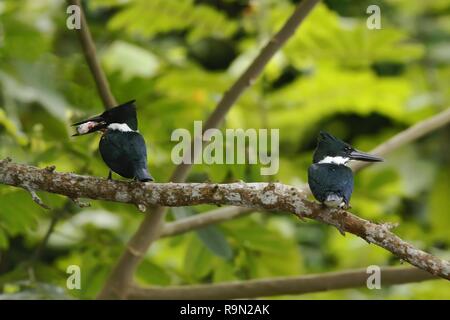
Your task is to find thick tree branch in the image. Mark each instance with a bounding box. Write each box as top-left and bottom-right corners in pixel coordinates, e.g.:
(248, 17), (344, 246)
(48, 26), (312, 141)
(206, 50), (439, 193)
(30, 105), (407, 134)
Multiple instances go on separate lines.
(98, 0), (320, 299)
(1, 159), (449, 280)
(128, 267), (437, 299)
(68, 0), (117, 108)
(164, 108), (450, 236)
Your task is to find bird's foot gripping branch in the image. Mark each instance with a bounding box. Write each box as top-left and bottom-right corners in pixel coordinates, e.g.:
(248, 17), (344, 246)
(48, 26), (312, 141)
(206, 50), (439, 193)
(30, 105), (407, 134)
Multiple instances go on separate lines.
(0, 158), (449, 281)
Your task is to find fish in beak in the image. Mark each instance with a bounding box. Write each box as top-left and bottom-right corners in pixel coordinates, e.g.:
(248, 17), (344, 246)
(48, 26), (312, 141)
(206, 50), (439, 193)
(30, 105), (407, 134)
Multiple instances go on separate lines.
(349, 149), (383, 162)
(71, 115), (107, 136)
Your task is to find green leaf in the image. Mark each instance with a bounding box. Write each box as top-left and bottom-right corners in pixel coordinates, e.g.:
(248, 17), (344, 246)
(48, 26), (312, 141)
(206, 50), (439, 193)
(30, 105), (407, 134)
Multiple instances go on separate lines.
(0, 190), (42, 238)
(107, 0), (237, 41)
(212, 263), (237, 282)
(136, 259), (172, 286)
(225, 222), (292, 254)
(388, 146), (436, 197)
(0, 229), (9, 249)
(0, 108), (28, 145)
(429, 166), (450, 241)
(102, 41), (160, 80)
(285, 4), (424, 68)
(172, 207), (232, 260)
(0, 16), (51, 61)
(196, 226), (233, 260)
(184, 236), (215, 281)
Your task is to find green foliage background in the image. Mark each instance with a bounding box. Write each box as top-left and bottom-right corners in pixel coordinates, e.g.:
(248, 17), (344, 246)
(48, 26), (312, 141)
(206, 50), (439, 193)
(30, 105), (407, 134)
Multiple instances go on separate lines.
(0, 0), (449, 299)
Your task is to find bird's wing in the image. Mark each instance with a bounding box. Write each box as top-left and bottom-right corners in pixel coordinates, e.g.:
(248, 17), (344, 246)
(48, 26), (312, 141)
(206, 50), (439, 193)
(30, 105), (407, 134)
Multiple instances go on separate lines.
(123, 132), (148, 164)
(99, 131), (148, 178)
(100, 132), (125, 161)
(103, 131), (147, 163)
(308, 164), (354, 204)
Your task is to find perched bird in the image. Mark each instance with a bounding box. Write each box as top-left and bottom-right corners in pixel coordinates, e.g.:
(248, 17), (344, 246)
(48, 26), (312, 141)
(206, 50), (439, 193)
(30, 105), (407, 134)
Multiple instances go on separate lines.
(72, 100), (154, 182)
(308, 131), (382, 209)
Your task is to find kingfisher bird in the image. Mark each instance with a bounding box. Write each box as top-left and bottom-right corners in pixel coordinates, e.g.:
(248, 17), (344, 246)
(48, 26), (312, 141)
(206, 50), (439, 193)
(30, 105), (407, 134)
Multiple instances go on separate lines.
(308, 131), (382, 209)
(72, 100), (154, 182)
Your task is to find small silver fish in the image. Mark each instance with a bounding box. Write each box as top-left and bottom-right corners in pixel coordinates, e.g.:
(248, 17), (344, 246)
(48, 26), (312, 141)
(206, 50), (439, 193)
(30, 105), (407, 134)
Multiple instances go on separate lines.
(76, 121), (98, 135)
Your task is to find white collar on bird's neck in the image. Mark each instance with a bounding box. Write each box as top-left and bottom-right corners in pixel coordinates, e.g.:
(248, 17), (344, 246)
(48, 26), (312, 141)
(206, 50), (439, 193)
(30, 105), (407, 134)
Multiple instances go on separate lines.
(318, 156), (350, 166)
(107, 123), (135, 132)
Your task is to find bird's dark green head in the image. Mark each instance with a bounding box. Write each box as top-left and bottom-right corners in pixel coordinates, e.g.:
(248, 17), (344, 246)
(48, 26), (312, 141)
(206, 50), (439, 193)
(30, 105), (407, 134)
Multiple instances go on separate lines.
(100, 100), (138, 130)
(72, 100), (138, 136)
(313, 131), (383, 164)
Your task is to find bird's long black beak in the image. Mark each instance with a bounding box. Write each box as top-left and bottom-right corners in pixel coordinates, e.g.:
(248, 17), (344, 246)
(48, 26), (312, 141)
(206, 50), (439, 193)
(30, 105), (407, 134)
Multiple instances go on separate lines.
(71, 115), (106, 136)
(72, 115), (104, 126)
(349, 149), (383, 162)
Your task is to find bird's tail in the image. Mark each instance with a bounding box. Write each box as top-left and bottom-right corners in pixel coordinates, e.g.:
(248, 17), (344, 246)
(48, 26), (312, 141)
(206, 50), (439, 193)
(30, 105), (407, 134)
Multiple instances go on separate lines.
(135, 167), (154, 182)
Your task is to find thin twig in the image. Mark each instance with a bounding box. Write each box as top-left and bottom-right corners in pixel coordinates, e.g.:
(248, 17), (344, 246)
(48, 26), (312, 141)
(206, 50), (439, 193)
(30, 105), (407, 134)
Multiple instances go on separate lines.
(128, 267), (438, 299)
(67, 0), (117, 108)
(30, 201), (72, 264)
(24, 184), (50, 210)
(27, 202), (72, 283)
(160, 206), (253, 237)
(350, 107), (450, 171)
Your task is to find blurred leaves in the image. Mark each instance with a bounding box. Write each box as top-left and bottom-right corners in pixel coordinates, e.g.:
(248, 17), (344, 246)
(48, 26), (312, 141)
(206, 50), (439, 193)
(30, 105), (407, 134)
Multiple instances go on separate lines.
(184, 235), (216, 281)
(172, 207), (233, 260)
(223, 216), (303, 278)
(429, 166), (450, 242)
(136, 259), (172, 286)
(197, 226), (233, 260)
(285, 4), (424, 68)
(0, 108), (28, 145)
(97, 0), (237, 41)
(102, 40), (160, 80)
(0, 0), (449, 299)
(0, 190), (43, 249)
(0, 283), (70, 300)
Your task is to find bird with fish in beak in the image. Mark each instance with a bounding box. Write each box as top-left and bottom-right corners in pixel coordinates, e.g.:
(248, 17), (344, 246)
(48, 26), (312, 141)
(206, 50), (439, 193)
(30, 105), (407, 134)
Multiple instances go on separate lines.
(72, 100), (154, 182)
